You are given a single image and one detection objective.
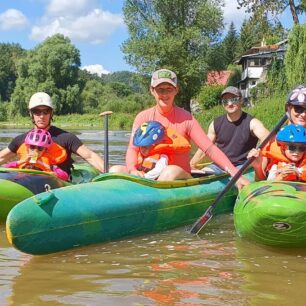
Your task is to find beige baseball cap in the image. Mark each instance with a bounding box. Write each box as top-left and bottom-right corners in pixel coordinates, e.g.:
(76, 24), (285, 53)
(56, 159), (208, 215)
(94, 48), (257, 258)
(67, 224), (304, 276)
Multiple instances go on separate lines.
(151, 69), (177, 88)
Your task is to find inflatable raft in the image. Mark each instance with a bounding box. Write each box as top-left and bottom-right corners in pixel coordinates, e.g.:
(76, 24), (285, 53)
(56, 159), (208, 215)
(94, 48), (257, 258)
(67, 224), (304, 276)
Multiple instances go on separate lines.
(234, 180), (306, 247)
(0, 164), (99, 221)
(6, 170), (254, 255)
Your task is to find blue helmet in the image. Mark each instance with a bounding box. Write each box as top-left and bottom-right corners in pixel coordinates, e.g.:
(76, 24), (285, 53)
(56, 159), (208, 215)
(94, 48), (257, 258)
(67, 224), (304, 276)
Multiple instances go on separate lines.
(276, 124), (306, 146)
(286, 85), (306, 106)
(133, 121), (165, 147)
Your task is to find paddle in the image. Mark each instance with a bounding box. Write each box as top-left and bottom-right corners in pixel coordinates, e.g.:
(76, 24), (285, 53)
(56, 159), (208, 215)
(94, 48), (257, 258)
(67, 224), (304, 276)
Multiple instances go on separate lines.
(99, 111), (113, 173)
(189, 113), (289, 235)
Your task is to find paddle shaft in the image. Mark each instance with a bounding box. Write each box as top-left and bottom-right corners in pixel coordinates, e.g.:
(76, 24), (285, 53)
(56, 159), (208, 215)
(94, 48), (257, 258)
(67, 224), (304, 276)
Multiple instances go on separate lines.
(189, 113), (289, 234)
(99, 111), (113, 173)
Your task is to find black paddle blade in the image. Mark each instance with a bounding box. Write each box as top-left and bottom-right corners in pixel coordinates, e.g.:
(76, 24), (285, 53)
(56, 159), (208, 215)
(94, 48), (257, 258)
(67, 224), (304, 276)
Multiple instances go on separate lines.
(190, 206), (213, 234)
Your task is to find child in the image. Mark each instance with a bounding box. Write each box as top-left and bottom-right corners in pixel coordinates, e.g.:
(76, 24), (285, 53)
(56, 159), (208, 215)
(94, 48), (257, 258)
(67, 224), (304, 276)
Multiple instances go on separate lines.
(252, 124), (306, 181)
(133, 121), (191, 180)
(4, 128), (69, 181)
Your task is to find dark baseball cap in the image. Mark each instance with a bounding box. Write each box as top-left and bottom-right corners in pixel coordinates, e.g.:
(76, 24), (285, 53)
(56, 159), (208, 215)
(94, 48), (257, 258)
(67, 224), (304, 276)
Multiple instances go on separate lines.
(221, 86), (242, 98)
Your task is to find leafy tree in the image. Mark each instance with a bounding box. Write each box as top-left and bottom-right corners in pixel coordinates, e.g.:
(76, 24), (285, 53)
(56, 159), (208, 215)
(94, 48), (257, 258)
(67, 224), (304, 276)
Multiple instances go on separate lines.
(238, 16), (286, 53)
(237, 0), (301, 25)
(0, 43), (25, 102)
(11, 34), (81, 116)
(122, 0), (224, 110)
(285, 24), (306, 89)
(222, 22), (239, 65)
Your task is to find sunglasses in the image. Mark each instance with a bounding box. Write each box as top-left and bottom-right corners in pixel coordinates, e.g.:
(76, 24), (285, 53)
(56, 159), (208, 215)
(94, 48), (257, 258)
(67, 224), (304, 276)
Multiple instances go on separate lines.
(222, 97), (240, 105)
(286, 145), (306, 153)
(29, 145), (45, 151)
(31, 109), (52, 116)
(154, 87), (176, 95)
(293, 105), (306, 114)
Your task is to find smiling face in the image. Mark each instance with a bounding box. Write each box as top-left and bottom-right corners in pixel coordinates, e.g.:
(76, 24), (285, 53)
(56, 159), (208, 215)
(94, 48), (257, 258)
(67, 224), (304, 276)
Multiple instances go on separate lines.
(287, 105), (306, 127)
(150, 83), (178, 113)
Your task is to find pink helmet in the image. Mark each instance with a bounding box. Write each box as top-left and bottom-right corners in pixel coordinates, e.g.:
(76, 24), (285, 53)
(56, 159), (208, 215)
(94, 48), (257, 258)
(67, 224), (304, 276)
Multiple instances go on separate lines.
(25, 129), (53, 149)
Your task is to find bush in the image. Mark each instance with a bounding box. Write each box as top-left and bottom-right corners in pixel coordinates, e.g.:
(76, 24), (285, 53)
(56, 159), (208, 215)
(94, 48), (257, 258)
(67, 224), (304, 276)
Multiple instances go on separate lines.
(197, 85), (224, 109)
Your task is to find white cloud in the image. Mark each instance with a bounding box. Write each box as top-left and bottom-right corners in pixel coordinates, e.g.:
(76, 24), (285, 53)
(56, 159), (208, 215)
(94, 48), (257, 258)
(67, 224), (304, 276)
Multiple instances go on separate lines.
(223, 0), (250, 31)
(81, 64), (110, 76)
(30, 2), (124, 44)
(0, 9), (28, 30)
(47, 0), (96, 17)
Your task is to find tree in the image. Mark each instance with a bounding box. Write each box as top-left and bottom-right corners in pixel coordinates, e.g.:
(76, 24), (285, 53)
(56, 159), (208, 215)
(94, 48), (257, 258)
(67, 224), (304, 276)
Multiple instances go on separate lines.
(238, 16), (286, 53)
(237, 0), (302, 25)
(285, 24), (306, 89)
(0, 43), (25, 102)
(11, 34), (81, 116)
(222, 22), (239, 65)
(122, 0), (224, 110)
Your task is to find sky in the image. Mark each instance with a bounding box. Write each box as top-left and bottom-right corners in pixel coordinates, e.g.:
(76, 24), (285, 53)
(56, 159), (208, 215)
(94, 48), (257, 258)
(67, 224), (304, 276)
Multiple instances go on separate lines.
(0, 0), (304, 75)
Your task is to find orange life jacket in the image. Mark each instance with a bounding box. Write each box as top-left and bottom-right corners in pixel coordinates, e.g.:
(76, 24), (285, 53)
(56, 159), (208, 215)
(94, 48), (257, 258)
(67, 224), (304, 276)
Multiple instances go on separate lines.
(136, 128), (190, 173)
(16, 143), (67, 173)
(261, 140), (306, 181)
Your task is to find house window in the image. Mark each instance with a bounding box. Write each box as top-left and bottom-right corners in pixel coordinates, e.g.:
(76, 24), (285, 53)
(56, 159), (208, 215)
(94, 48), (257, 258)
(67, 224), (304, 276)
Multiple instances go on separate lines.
(249, 58), (267, 67)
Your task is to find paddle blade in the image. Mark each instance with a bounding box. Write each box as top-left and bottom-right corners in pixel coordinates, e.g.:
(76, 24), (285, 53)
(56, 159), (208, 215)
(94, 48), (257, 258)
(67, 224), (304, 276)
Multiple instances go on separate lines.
(190, 206), (213, 234)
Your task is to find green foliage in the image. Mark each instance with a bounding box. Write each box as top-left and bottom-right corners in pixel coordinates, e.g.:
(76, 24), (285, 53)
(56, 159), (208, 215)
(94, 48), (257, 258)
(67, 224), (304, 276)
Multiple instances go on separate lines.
(226, 64), (242, 86)
(266, 58), (288, 94)
(237, 0), (301, 25)
(10, 34), (81, 116)
(222, 22), (239, 65)
(0, 43), (25, 102)
(238, 16), (286, 53)
(197, 85), (224, 110)
(122, 0), (224, 110)
(285, 24), (306, 89)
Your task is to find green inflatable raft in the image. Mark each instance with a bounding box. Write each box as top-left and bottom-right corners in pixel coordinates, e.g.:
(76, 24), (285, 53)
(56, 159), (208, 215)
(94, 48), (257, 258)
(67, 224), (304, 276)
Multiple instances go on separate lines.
(6, 170), (254, 255)
(234, 180), (306, 248)
(0, 164), (99, 221)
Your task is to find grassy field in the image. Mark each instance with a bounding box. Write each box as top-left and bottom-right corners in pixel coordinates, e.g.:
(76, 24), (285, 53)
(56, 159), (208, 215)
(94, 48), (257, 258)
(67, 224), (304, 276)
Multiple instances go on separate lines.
(0, 93), (287, 131)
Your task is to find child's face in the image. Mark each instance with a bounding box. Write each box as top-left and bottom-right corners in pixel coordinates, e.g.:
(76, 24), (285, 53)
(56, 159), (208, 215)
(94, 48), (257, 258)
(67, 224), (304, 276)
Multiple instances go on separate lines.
(27, 145), (45, 156)
(283, 144), (305, 163)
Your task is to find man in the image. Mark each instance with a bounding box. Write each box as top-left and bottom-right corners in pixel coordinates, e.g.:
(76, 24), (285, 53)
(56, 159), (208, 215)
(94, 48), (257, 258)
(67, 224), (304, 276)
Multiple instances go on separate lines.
(110, 69), (249, 188)
(0, 92), (104, 176)
(190, 86), (269, 174)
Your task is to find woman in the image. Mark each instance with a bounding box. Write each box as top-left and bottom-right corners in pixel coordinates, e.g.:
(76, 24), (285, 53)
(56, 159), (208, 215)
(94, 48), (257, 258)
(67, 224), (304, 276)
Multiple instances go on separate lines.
(110, 69), (249, 189)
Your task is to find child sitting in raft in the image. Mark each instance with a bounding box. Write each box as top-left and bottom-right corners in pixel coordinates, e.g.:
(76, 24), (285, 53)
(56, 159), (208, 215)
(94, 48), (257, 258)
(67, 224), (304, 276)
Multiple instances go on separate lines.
(133, 121), (191, 180)
(251, 124), (306, 181)
(4, 128), (69, 181)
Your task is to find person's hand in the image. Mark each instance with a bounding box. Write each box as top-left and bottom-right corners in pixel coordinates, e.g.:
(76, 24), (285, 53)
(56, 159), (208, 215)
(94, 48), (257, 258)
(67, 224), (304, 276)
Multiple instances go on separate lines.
(129, 169), (145, 177)
(275, 164), (296, 180)
(247, 148), (262, 169)
(235, 175), (250, 190)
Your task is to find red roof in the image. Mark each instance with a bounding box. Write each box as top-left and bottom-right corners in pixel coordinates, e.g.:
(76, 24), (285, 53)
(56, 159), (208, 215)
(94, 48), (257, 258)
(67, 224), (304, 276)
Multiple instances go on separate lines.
(207, 71), (231, 86)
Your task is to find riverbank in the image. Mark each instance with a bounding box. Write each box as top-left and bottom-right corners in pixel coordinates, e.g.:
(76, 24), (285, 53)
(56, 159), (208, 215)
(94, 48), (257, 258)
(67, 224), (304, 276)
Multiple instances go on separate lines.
(0, 94), (286, 131)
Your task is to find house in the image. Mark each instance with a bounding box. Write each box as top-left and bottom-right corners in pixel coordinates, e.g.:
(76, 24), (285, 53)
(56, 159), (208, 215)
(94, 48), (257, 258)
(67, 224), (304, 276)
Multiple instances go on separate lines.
(236, 38), (288, 100)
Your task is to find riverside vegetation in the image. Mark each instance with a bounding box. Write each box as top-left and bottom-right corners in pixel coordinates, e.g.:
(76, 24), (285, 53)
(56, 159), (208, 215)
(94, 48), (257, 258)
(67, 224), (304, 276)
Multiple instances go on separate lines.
(0, 93), (285, 132)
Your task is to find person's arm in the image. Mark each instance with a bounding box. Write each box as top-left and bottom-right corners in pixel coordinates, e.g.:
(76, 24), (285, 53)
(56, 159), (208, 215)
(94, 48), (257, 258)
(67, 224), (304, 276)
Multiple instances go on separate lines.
(144, 155), (168, 180)
(76, 145), (104, 173)
(250, 118), (270, 144)
(190, 121), (216, 169)
(0, 148), (16, 165)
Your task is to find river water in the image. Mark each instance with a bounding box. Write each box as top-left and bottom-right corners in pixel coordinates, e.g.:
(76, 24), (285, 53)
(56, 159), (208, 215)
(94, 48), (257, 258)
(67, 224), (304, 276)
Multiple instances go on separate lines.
(0, 128), (306, 306)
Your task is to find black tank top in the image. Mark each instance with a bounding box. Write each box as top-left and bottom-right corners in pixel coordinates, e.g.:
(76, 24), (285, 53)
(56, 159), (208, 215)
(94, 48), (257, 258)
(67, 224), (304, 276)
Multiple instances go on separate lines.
(214, 112), (258, 166)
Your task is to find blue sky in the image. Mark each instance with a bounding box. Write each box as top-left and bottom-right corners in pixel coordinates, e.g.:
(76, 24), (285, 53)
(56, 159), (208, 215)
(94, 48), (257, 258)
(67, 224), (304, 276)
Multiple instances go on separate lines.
(0, 0), (304, 75)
